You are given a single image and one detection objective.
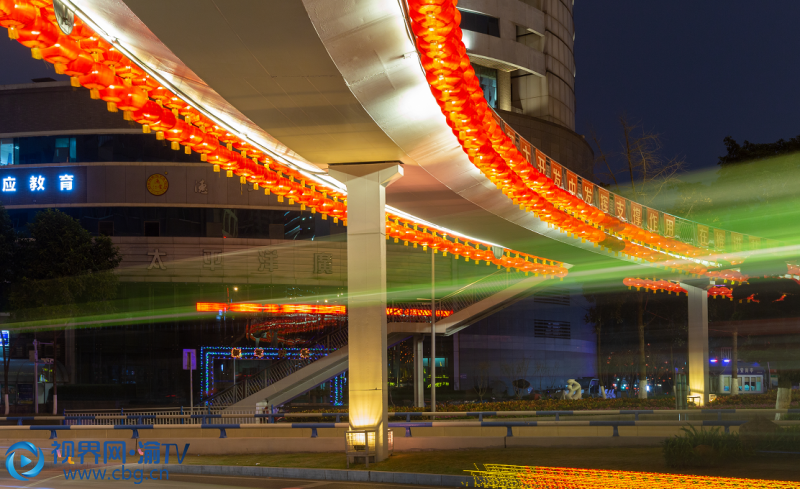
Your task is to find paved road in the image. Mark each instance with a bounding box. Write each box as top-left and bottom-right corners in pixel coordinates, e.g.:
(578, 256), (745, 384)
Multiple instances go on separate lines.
(0, 468), (450, 488)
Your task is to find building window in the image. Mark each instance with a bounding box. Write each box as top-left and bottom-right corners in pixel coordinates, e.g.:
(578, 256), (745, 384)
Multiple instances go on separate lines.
(473, 65), (498, 108)
(53, 137), (76, 163)
(143, 221), (160, 237)
(458, 10), (500, 38)
(533, 320), (571, 339)
(98, 221), (114, 237)
(0, 139), (13, 165)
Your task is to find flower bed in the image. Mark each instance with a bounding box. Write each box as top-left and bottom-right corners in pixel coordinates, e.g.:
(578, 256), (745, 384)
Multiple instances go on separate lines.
(293, 397), (676, 416)
(708, 390), (800, 409)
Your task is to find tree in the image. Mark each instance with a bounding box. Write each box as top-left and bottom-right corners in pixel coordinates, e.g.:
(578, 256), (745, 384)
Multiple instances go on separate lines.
(472, 362), (490, 402)
(8, 209), (121, 413)
(9, 209), (121, 320)
(502, 357), (531, 399)
(589, 115), (688, 398)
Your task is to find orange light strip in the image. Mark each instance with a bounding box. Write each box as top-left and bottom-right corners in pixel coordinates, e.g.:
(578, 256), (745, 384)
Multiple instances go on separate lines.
(197, 303), (453, 317)
(468, 464), (797, 489)
(624, 278), (735, 300)
(406, 0), (758, 279)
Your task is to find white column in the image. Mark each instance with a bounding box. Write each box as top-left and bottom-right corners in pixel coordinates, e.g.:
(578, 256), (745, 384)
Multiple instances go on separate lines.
(413, 335), (424, 408)
(682, 283), (709, 406)
(329, 162), (402, 462)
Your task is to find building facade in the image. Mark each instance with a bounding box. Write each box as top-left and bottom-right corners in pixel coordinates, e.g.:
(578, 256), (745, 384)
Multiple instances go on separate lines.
(457, 0), (593, 176)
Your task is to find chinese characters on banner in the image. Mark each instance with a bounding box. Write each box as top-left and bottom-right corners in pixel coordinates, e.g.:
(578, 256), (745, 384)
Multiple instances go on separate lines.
(614, 195), (626, 221)
(598, 187), (610, 213)
(714, 229), (726, 251)
(647, 208), (659, 232)
(535, 149), (547, 175)
(697, 225), (709, 248)
(582, 179), (594, 205)
(550, 162), (563, 188)
(566, 170), (577, 195)
(631, 202), (643, 228)
(664, 214), (675, 237)
(519, 139), (532, 164)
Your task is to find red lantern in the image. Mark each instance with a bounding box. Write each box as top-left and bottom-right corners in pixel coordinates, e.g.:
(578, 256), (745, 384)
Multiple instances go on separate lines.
(16, 13), (58, 60)
(194, 133), (219, 161)
(41, 34), (81, 74)
(132, 100), (163, 134)
(98, 76), (127, 112)
(100, 45), (126, 72)
(115, 85), (148, 118)
(0, 0), (37, 40)
(78, 62), (115, 99)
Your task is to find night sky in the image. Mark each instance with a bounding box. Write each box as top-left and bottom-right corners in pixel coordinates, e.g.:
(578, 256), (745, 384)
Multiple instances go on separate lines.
(1, 3), (798, 175)
(575, 2), (800, 173)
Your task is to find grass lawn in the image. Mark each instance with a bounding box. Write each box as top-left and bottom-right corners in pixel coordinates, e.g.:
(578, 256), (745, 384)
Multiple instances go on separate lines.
(185, 447), (800, 481)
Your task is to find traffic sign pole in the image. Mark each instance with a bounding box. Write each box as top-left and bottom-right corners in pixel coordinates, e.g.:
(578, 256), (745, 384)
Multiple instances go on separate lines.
(183, 349), (197, 414)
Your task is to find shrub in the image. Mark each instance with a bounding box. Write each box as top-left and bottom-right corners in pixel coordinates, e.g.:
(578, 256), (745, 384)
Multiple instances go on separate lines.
(663, 426), (751, 468)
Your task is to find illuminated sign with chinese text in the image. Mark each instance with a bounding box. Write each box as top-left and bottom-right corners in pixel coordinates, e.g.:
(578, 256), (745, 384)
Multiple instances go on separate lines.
(0, 167), (85, 205)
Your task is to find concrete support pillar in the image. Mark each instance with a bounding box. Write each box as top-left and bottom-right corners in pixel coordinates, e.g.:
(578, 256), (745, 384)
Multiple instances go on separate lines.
(497, 70), (511, 111)
(683, 283), (709, 406)
(329, 162), (403, 462)
(413, 335), (424, 408)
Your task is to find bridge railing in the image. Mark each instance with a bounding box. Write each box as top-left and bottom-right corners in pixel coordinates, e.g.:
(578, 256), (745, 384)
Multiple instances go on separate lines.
(200, 326), (349, 408)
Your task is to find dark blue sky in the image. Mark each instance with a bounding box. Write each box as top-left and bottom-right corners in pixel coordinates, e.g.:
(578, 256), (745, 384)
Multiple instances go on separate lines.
(574, 2), (800, 172)
(2, 3), (798, 174)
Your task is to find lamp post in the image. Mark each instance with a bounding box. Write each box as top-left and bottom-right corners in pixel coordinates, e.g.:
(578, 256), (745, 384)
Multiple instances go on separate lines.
(417, 247), (439, 412)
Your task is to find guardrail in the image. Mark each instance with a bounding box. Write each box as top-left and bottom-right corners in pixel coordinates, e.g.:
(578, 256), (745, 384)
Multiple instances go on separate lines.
(2, 418), (799, 441)
(58, 408), (800, 423)
(6, 409), (800, 439)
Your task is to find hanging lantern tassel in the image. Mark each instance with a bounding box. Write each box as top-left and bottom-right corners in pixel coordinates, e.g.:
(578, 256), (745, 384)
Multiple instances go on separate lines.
(264, 188), (270, 195)
(201, 154), (207, 161)
(107, 102), (118, 113)
(184, 146), (191, 154)
(226, 170), (233, 178)
(142, 124), (151, 134)
(31, 47), (42, 60)
(213, 165), (220, 173)
(123, 111), (133, 121)
(90, 88), (100, 100)
(171, 141), (179, 150)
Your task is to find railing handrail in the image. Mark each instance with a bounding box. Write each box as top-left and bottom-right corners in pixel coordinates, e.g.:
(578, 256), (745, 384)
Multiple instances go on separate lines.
(200, 326), (348, 406)
(52, 407), (800, 420)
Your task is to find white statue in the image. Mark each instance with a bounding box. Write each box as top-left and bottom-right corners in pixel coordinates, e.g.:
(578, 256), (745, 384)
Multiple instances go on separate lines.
(555, 379), (583, 400)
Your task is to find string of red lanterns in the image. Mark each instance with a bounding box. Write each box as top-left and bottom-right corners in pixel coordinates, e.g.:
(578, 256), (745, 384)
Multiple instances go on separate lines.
(406, 0), (757, 280)
(0, 0), (568, 278)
